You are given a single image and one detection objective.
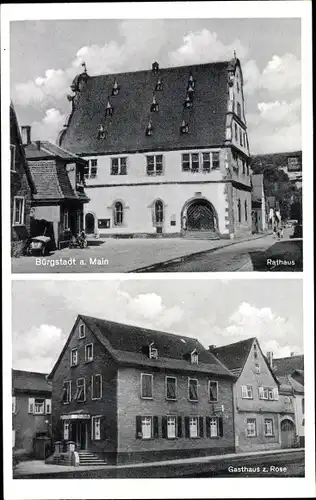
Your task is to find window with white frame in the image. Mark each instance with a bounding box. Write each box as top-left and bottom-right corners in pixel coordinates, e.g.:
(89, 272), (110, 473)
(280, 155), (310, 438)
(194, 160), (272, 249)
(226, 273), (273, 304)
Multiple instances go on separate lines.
(28, 398), (35, 414)
(189, 416), (198, 438)
(79, 323), (85, 339)
(92, 416), (101, 440)
(70, 348), (78, 367)
(241, 385), (253, 399)
(75, 378), (86, 402)
(85, 343), (93, 362)
(84, 159), (98, 179)
(254, 363), (260, 373)
(141, 373), (153, 399)
(246, 418), (257, 437)
(12, 396), (16, 413)
(191, 350), (198, 364)
(62, 381), (71, 404)
(45, 399), (51, 414)
(264, 418), (274, 436)
(165, 376), (177, 400)
(13, 196), (25, 225)
(92, 374), (102, 399)
(10, 145), (16, 171)
(63, 421), (69, 440)
(259, 387), (278, 400)
(141, 416), (152, 439)
(167, 416), (177, 438)
(202, 153), (211, 172)
(182, 153), (199, 172)
(146, 155), (163, 176)
(188, 378), (198, 401)
(210, 417), (219, 437)
(208, 381), (218, 402)
(111, 157), (127, 175)
(34, 398), (45, 414)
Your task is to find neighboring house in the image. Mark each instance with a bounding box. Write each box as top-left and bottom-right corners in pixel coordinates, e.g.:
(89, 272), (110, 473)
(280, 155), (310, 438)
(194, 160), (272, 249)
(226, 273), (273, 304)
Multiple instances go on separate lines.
(57, 56), (252, 240)
(211, 338), (290, 453)
(251, 151), (302, 189)
(272, 354), (304, 447)
(48, 315), (236, 465)
(12, 369), (52, 458)
(10, 103), (36, 256)
(251, 173), (267, 233)
(23, 128), (90, 249)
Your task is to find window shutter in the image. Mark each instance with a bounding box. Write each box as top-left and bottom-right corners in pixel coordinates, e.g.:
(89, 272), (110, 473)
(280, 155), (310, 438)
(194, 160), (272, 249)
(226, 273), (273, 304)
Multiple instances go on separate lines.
(218, 417), (224, 437)
(206, 417), (210, 437)
(28, 398), (35, 414)
(258, 386), (264, 399)
(184, 416), (190, 438)
(241, 385), (247, 398)
(273, 388), (279, 400)
(199, 417), (204, 438)
(45, 399), (51, 414)
(136, 416), (142, 439)
(177, 416), (182, 438)
(162, 416), (167, 438)
(153, 416), (159, 438)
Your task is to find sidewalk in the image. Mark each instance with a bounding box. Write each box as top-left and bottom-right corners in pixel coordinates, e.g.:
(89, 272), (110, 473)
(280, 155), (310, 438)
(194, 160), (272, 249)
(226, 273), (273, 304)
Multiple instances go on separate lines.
(12, 232), (271, 274)
(14, 447), (304, 477)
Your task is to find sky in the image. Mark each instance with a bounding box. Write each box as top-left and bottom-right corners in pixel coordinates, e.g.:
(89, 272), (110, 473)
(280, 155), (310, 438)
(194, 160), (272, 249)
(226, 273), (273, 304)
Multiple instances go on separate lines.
(12, 279), (303, 373)
(10, 18), (301, 154)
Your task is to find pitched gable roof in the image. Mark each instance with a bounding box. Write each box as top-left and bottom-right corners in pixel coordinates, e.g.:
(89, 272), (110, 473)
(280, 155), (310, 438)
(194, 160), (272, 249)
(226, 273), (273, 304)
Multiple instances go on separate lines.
(12, 369), (52, 394)
(58, 60), (239, 155)
(48, 314), (235, 379)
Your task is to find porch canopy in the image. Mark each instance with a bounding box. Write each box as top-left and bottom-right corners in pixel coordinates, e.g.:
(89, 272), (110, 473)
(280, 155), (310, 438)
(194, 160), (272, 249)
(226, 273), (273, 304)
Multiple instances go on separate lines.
(61, 409), (90, 420)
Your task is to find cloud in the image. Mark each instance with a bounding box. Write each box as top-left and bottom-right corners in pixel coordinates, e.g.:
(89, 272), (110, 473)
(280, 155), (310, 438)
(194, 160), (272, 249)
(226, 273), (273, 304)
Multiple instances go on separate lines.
(13, 324), (65, 373)
(169, 29), (248, 65)
(30, 108), (67, 142)
(244, 53), (301, 95)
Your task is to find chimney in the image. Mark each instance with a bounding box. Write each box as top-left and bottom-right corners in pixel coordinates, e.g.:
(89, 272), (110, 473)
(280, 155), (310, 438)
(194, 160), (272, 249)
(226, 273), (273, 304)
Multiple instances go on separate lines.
(35, 140), (41, 151)
(21, 126), (31, 146)
(266, 351), (274, 369)
(208, 345), (216, 352)
(290, 352), (295, 357)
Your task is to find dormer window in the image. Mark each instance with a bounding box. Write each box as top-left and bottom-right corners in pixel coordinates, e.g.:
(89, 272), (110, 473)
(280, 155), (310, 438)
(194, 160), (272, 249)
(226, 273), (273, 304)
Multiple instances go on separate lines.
(155, 78), (163, 91)
(105, 99), (113, 116)
(150, 94), (159, 112)
(187, 83), (194, 99)
(184, 95), (193, 109)
(191, 349), (198, 364)
(97, 125), (106, 139)
(180, 120), (189, 134)
(188, 73), (195, 88)
(112, 79), (120, 96)
(149, 342), (158, 359)
(146, 118), (153, 136)
(152, 61), (159, 73)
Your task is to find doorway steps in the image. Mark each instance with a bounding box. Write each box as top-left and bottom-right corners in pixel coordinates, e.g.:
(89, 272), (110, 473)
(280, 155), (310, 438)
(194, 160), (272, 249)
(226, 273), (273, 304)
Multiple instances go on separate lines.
(183, 231), (220, 240)
(77, 450), (107, 466)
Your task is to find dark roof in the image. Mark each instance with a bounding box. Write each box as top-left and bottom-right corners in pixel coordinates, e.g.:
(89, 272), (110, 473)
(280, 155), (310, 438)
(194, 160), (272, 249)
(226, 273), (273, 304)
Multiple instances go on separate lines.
(212, 338), (255, 375)
(59, 60), (239, 155)
(12, 369), (52, 393)
(49, 315), (235, 379)
(25, 140), (87, 164)
(273, 355), (304, 377)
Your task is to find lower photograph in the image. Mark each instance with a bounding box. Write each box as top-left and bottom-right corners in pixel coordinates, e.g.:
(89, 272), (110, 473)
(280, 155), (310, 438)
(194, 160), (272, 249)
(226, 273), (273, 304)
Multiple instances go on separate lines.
(11, 278), (304, 479)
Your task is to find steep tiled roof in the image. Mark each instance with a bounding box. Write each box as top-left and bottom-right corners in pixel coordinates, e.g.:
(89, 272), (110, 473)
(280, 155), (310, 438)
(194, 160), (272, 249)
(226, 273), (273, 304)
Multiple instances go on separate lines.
(25, 140), (87, 164)
(12, 369), (52, 394)
(273, 355), (304, 377)
(49, 315), (235, 379)
(28, 161), (78, 201)
(211, 338), (255, 375)
(59, 60), (237, 155)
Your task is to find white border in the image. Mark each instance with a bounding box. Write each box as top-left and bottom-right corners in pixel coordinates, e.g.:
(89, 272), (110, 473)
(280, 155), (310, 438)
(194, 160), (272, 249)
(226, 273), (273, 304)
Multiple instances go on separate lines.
(1, 1), (314, 499)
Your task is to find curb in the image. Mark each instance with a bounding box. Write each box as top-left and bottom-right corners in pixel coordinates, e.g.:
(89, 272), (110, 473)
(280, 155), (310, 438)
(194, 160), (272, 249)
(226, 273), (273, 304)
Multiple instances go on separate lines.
(130, 233), (270, 273)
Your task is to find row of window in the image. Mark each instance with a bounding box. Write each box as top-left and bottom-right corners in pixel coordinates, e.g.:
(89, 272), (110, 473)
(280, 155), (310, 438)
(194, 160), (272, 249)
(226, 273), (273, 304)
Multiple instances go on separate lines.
(136, 415), (224, 440)
(141, 373), (218, 402)
(63, 375), (102, 403)
(241, 385), (279, 400)
(111, 200), (165, 227)
(234, 123), (248, 149)
(70, 343), (93, 366)
(84, 152), (222, 179)
(12, 397), (52, 415)
(247, 418), (274, 437)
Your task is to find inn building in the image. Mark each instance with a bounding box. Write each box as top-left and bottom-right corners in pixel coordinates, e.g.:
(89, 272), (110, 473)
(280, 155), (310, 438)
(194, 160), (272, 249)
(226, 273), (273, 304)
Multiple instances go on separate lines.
(48, 315), (235, 465)
(57, 56), (252, 239)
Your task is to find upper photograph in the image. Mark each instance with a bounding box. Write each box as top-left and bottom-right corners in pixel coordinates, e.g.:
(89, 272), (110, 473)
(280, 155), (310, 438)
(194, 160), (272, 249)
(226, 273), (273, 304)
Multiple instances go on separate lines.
(10, 18), (302, 273)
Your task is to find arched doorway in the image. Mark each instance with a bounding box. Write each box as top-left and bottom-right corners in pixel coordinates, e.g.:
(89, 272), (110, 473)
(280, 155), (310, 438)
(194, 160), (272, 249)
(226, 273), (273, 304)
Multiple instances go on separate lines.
(183, 199), (217, 233)
(85, 213), (95, 234)
(281, 419), (295, 448)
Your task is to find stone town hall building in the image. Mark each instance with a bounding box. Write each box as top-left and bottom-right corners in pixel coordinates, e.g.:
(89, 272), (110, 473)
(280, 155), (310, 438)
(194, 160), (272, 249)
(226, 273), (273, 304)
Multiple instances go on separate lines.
(57, 56), (252, 239)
